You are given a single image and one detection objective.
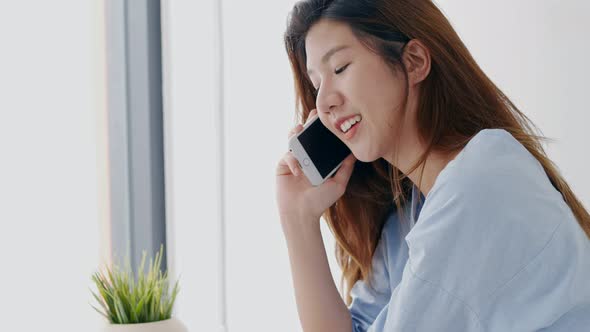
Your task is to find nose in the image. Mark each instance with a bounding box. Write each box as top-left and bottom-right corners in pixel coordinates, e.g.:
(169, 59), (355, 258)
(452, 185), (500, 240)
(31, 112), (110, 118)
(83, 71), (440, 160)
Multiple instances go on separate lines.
(315, 82), (344, 115)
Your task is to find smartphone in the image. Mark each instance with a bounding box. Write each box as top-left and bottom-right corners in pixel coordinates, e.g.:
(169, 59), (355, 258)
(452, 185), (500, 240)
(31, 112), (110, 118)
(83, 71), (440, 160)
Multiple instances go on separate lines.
(288, 115), (352, 186)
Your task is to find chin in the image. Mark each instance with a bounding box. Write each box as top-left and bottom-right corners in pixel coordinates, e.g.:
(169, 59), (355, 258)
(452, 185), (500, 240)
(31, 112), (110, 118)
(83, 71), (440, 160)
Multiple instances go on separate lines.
(350, 149), (379, 163)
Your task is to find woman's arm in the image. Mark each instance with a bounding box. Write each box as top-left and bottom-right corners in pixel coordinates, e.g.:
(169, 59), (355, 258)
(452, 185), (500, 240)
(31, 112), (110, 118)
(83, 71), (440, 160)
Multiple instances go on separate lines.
(281, 216), (353, 332)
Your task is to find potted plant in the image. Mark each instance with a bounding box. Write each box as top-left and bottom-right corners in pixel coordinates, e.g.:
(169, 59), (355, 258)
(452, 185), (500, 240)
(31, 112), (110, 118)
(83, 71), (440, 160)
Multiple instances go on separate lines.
(90, 245), (188, 332)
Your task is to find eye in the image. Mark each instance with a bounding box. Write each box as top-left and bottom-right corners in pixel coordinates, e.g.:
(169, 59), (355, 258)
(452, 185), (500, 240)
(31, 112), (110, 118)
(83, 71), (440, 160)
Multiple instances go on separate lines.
(334, 63), (350, 74)
(312, 63), (350, 96)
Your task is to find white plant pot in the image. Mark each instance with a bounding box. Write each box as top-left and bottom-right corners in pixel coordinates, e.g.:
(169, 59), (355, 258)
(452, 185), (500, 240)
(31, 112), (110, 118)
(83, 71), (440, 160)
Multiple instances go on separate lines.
(101, 317), (188, 332)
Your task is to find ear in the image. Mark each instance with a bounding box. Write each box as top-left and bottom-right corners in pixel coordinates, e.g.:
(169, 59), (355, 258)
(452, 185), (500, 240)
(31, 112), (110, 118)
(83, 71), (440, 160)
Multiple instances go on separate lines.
(402, 39), (431, 87)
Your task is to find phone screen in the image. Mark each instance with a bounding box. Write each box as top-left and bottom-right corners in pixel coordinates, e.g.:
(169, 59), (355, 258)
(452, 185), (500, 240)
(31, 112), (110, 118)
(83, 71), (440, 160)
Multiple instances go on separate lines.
(298, 117), (351, 178)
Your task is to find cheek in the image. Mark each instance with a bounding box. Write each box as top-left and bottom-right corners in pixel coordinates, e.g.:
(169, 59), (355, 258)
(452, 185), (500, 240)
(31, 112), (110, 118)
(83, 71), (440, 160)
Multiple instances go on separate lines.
(318, 115), (338, 135)
(348, 68), (375, 99)
(349, 64), (394, 108)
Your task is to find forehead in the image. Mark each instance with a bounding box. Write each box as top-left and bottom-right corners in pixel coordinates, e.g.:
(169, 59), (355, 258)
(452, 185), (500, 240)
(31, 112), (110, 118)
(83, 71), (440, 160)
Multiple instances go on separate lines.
(305, 20), (357, 69)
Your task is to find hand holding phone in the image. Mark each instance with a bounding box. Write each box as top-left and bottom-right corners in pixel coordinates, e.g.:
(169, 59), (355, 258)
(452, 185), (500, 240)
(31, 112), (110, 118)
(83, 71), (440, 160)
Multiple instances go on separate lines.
(275, 109), (357, 222)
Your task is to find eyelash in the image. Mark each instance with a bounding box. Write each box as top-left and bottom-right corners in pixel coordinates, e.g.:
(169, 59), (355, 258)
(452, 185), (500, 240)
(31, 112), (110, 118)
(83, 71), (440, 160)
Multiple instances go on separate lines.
(313, 63), (350, 95)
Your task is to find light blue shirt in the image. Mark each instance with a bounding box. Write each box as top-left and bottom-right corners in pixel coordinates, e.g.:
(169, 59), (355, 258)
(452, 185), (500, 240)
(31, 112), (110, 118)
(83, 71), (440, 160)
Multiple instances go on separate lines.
(348, 129), (590, 331)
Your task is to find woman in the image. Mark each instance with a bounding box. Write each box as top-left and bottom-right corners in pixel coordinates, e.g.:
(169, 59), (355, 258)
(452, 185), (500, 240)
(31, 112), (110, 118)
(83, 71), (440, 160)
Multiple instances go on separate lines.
(275, 0), (590, 331)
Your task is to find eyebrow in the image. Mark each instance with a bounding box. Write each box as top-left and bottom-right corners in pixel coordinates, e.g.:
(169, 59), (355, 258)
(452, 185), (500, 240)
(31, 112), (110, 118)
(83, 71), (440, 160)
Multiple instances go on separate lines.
(306, 45), (350, 76)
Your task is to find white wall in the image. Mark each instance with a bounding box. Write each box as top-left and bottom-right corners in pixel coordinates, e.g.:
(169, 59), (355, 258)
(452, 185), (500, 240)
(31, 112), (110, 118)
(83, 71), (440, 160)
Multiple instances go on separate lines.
(163, 1), (589, 331)
(0, 1), (107, 331)
(436, 0), (590, 205)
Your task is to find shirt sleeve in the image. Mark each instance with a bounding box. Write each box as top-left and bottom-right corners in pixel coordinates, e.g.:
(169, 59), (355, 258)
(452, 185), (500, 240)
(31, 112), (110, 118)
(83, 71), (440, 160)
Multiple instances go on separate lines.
(348, 177), (489, 332)
(349, 250), (484, 332)
(347, 208), (479, 332)
(376, 260), (484, 331)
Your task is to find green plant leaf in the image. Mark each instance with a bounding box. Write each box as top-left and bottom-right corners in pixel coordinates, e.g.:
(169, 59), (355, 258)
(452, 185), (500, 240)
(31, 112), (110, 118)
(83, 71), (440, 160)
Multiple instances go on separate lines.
(115, 298), (128, 324)
(90, 289), (109, 314)
(89, 244), (179, 324)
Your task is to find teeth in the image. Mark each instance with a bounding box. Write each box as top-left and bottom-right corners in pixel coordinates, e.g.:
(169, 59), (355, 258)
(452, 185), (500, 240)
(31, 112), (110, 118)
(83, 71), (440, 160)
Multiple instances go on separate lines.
(340, 115), (362, 133)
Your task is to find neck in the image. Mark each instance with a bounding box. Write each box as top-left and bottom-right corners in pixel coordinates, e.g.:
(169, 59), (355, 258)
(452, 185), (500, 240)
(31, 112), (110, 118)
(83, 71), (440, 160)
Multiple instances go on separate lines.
(385, 145), (462, 198)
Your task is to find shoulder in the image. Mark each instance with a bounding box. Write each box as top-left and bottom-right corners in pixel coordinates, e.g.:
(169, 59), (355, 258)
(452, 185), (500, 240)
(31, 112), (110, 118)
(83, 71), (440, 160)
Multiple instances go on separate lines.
(437, 129), (550, 191)
(405, 129), (570, 300)
(426, 129), (562, 212)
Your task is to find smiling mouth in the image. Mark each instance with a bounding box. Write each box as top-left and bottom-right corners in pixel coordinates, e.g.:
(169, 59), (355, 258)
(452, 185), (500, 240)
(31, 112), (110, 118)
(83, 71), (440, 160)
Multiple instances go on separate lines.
(341, 120), (361, 140)
(343, 121), (360, 133)
(339, 115), (362, 133)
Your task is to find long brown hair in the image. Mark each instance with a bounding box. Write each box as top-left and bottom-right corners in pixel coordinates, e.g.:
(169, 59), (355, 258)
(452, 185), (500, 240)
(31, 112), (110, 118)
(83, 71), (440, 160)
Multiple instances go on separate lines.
(284, 0), (590, 305)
